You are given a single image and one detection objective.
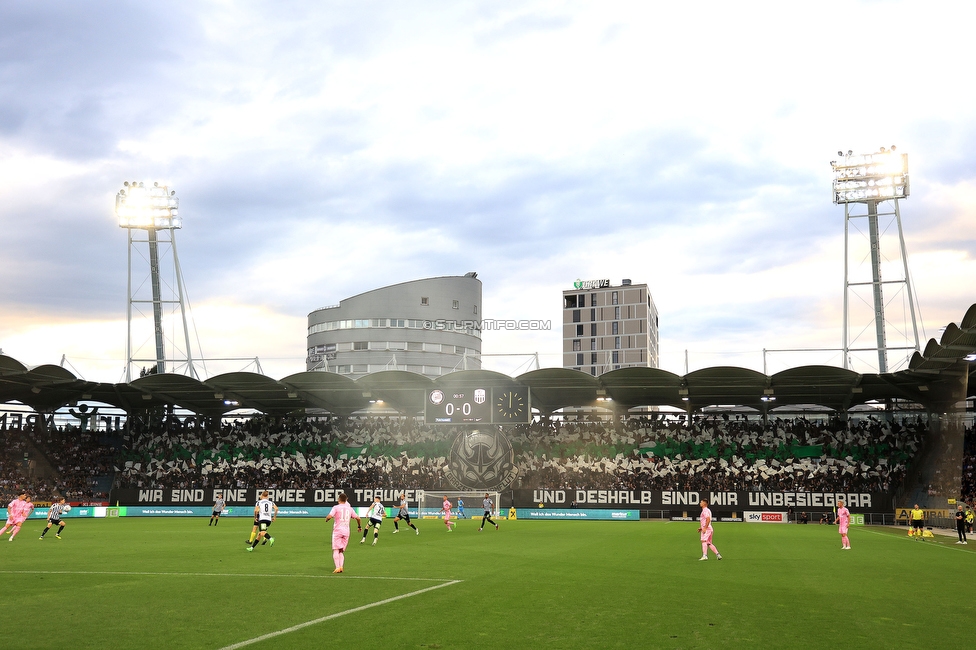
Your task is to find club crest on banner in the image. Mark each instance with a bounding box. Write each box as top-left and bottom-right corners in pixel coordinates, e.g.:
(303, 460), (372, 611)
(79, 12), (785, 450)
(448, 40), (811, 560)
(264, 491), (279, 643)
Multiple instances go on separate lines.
(445, 428), (518, 490)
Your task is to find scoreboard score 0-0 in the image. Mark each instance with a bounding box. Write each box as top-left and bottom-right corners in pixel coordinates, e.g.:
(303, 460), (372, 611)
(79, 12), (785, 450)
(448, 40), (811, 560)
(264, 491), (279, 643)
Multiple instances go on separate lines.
(425, 386), (530, 424)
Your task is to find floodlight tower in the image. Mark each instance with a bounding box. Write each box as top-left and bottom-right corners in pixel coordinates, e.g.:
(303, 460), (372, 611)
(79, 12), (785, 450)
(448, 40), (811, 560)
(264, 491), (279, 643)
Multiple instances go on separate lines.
(116, 181), (198, 382)
(832, 147), (920, 373)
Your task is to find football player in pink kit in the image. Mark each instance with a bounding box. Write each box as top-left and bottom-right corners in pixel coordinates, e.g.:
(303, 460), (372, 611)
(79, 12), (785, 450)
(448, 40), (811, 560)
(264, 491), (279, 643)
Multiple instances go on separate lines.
(441, 496), (456, 532)
(325, 493), (362, 574)
(698, 499), (723, 561)
(0, 492), (30, 541)
(836, 500), (851, 549)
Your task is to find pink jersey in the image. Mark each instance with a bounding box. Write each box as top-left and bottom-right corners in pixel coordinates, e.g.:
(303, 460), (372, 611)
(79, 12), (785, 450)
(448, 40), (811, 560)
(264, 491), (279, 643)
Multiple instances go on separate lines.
(328, 502), (357, 536)
(7, 499), (27, 522)
(699, 507), (713, 531)
(442, 500), (452, 516)
(837, 506), (850, 529)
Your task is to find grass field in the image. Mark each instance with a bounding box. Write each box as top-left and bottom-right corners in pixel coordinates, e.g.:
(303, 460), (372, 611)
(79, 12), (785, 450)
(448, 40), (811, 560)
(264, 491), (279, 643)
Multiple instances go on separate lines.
(1, 516), (974, 649)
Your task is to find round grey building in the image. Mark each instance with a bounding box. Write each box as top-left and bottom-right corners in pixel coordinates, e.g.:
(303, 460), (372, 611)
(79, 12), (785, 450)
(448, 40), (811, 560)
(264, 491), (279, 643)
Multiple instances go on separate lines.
(307, 273), (482, 379)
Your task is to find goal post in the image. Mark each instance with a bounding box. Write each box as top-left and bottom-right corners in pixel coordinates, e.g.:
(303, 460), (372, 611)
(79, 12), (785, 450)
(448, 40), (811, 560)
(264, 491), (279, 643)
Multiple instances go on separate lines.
(422, 491), (501, 520)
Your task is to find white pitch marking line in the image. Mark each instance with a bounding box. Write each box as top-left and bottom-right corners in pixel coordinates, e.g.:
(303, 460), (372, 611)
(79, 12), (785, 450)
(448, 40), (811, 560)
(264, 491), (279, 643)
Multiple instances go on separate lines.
(862, 527), (975, 553)
(0, 570), (452, 581)
(218, 579), (463, 650)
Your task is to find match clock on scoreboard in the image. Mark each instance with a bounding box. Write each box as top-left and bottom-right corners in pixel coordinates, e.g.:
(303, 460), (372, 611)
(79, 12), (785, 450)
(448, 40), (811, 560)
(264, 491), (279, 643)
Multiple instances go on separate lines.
(493, 386), (530, 424)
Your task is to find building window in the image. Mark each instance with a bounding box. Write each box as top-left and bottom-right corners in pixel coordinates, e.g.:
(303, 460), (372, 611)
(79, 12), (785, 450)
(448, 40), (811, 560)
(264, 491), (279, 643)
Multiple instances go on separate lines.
(353, 341), (368, 350)
(474, 305), (477, 314)
(564, 295), (578, 309)
(407, 341), (423, 351)
(452, 300), (459, 310)
(612, 350), (619, 364)
(572, 309), (581, 323)
(352, 364), (368, 373)
(614, 306), (620, 320)
(611, 322), (618, 335)
(591, 352), (597, 364)
(576, 353), (584, 366)
(590, 308), (595, 321)
(576, 324), (584, 336)
(590, 338), (596, 350)
(591, 293), (597, 306)
(590, 323), (597, 336)
(573, 339), (581, 351)
(578, 294), (586, 307)
(611, 291), (618, 305)
(421, 297), (429, 306)
(614, 336), (621, 349)
(590, 366), (596, 376)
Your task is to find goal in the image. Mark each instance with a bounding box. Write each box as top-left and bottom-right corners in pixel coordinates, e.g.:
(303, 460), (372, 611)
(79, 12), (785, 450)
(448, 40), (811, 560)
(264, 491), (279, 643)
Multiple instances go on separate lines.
(421, 491), (501, 519)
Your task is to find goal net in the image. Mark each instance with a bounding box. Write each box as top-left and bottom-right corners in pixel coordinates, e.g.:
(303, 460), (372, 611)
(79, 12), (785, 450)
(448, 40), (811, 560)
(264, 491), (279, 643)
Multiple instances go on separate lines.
(421, 491), (501, 520)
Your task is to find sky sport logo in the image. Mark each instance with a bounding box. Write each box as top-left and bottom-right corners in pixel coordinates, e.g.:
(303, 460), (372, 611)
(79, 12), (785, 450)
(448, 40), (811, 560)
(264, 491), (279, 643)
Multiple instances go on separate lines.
(423, 319), (551, 331)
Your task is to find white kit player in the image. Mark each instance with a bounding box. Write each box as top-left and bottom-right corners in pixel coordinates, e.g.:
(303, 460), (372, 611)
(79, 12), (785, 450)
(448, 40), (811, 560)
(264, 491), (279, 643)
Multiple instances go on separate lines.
(361, 496), (384, 546)
(247, 491), (277, 552)
(392, 493), (419, 535)
(698, 499), (723, 561)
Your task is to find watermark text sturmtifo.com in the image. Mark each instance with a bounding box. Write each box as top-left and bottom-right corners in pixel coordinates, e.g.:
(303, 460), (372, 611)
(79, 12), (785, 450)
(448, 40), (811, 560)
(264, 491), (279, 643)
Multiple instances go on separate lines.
(423, 319), (551, 331)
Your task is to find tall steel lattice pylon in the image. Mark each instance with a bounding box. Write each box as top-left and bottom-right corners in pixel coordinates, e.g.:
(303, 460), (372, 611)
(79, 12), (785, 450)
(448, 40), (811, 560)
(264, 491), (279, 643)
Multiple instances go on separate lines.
(116, 181), (198, 382)
(833, 148), (921, 373)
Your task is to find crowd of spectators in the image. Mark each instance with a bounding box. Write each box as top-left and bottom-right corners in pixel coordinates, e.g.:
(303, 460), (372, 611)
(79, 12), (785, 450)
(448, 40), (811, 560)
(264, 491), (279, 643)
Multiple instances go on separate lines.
(0, 410), (958, 501)
(963, 426), (975, 507)
(111, 412), (927, 495)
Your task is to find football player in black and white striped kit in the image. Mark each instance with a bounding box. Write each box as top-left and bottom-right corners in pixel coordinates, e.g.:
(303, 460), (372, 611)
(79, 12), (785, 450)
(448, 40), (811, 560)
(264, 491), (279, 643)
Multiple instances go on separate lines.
(479, 493), (499, 531)
(361, 497), (385, 546)
(392, 493), (419, 535)
(39, 498), (68, 540)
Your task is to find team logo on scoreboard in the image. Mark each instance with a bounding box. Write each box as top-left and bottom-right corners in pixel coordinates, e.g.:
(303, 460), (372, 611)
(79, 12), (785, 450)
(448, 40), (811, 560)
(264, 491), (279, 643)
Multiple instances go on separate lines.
(474, 389), (486, 404)
(445, 428), (518, 491)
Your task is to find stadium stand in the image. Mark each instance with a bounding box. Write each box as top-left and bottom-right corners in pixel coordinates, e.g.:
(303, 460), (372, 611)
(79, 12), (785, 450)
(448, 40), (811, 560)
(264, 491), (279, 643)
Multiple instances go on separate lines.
(110, 414), (925, 494)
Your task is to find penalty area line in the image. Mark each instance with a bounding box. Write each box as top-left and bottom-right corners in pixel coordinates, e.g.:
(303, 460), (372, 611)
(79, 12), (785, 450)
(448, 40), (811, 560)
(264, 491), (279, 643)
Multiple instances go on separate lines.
(0, 570), (453, 582)
(217, 579), (463, 650)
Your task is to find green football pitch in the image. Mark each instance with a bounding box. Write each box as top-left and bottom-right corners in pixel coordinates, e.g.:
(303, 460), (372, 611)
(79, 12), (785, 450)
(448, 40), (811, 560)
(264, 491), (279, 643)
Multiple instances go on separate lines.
(1, 517), (973, 649)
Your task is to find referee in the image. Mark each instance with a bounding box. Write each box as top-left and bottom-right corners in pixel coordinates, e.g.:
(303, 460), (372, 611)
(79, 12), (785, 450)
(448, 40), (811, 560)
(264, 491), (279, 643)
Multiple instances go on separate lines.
(909, 504), (924, 540)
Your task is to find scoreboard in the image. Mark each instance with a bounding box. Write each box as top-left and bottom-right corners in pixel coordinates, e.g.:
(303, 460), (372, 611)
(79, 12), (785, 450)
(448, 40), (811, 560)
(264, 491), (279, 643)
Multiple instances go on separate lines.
(425, 386), (530, 424)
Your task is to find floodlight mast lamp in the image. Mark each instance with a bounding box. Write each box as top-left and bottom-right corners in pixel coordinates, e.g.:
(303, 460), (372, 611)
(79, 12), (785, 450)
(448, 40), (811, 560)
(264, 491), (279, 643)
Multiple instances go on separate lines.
(116, 181), (197, 382)
(832, 148), (919, 373)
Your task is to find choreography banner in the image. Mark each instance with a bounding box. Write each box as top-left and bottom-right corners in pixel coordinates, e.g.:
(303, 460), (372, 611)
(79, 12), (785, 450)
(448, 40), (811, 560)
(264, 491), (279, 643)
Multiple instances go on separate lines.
(110, 487), (893, 512)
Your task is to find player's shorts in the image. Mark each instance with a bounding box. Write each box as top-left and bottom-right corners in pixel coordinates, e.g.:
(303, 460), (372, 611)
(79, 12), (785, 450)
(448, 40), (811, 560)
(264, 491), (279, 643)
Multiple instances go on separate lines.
(483, 511), (493, 518)
(367, 517), (382, 528)
(258, 520), (273, 532)
(49, 518), (62, 526)
(332, 533), (349, 550)
(212, 510), (222, 517)
(911, 519), (923, 529)
(396, 511), (411, 523)
(839, 524), (849, 535)
(700, 528), (713, 543)
(443, 513), (451, 520)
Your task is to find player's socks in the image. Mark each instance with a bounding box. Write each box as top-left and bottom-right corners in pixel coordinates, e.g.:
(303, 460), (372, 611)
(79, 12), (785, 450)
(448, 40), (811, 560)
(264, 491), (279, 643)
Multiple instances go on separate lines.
(393, 522), (399, 531)
(248, 532), (257, 544)
(58, 525), (64, 535)
(415, 527), (419, 535)
(333, 550), (341, 567)
(251, 539), (260, 548)
(40, 528), (48, 538)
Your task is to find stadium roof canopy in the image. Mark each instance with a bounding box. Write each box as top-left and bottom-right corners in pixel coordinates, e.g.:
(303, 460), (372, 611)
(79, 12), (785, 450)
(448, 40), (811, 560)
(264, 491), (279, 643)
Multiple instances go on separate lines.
(2, 304), (974, 417)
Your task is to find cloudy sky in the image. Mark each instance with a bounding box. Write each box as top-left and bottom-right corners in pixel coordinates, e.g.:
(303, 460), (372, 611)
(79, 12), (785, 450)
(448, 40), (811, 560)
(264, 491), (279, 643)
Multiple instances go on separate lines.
(2, 0), (975, 384)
